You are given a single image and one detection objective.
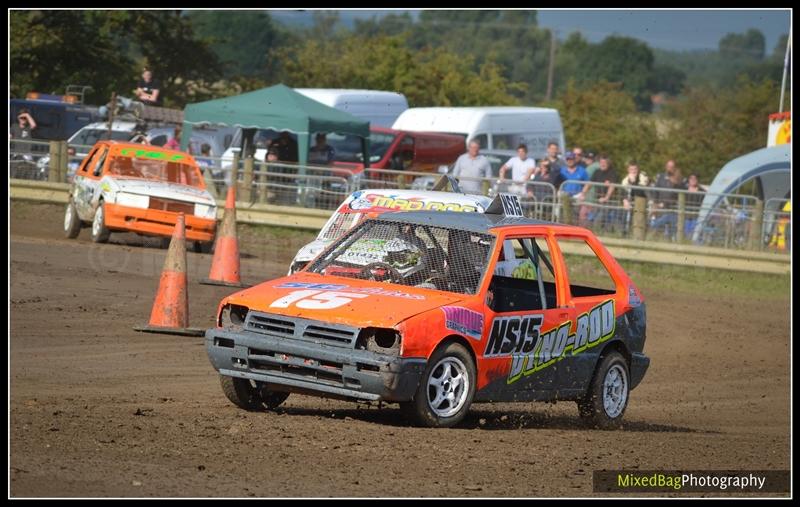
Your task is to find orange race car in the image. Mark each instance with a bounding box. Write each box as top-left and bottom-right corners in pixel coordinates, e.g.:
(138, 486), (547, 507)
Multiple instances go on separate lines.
(205, 194), (649, 428)
(63, 141), (217, 251)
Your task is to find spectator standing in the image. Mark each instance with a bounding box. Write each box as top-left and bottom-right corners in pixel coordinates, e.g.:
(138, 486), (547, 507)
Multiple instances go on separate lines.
(308, 133), (336, 165)
(558, 151), (589, 197)
(544, 141), (566, 175)
(683, 173), (706, 238)
(620, 161), (651, 235)
(583, 151), (600, 178)
(452, 140), (493, 195)
(10, 109), (37, 140)
(582, 155), (619, 230)
(273, 131), (299, 163)
(135, 69), (162, 106)
(498, 144), (536, 197)
(650, 160), (687, 239)
(165, 125), (182, 151)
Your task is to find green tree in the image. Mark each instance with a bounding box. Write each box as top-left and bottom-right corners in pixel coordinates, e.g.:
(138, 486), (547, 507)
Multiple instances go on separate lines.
(188, 10), (287, 79)
(10, 10), (134, 104)
(659, 76), (782, 182)
(548, 81), (659, 171)
(719, 28), (766, 60)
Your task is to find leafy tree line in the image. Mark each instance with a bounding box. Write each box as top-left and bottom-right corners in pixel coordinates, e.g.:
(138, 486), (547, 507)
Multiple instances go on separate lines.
(10, 10), (789, 182)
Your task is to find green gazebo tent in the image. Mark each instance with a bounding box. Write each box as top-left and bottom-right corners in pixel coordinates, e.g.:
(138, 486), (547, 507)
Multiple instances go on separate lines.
(181, 83), (370, 167)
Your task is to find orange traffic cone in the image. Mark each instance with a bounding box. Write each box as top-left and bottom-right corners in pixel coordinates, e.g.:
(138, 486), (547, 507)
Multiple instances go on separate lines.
(200, 186), (248, 287)
(134, 214), (205, 336)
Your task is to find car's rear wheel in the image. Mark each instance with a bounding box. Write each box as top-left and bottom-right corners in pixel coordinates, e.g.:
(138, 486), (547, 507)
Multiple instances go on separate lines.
(64, 201), (81, 239)
(219, 375), (290, 411)
(577, 351), (630, 429)
(91, 202), (111, 243)
(400, 342), (476, 428)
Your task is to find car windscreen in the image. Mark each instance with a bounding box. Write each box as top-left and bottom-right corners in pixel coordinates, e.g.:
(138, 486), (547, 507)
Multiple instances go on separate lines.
(71, 128), (131, 147)
(319, 132), (395, 164)
(108, 156), (203, 187)
(308, 219), (494, 295)
(318, 211), (370, 242)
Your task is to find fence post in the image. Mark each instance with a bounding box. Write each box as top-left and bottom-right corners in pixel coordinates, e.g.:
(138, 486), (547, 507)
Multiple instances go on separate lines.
(241, 157), (254, 203)
(396, 172), (405, 190)
(749, 198), (764, 251)
(58, 140), (69, 183)
(230, 152), (240, 189)
(676, 192), (686, 243)
(258, 163), (268, 204)
(482, 179), (491, 196)
(561, 192), (573, 225)
(48, 141), (61, 182)
(632, 196), (647, 241)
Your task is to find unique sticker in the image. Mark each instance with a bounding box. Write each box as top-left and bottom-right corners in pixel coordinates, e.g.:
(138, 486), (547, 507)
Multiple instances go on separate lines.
(482, 299), (616, 384)
(277, 281), (425, 300)
(344, 192), (480, 213)
(442, 306), (483, 340)
(119, 148), (185, 162)
(269, 290), (368, 310)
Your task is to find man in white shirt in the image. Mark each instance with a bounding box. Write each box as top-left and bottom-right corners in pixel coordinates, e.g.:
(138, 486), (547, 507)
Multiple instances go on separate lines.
(452, 139), (492, 195)
(499, 143), (536, 196)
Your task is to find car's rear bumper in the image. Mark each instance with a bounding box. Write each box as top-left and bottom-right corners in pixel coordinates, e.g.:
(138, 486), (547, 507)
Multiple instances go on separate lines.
(104, 203), (216, 242)
(206, 328), (426, 402)
(630, 352), (650, 390)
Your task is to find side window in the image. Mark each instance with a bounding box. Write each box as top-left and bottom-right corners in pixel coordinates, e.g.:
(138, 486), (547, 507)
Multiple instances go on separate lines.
(91, 148), (109, 177)
(150, 135), (167, 147)
(472, 134), (488, 149)
(555, 237), (617, 298)
(78, 148), (99, 175)
(489, 236), (557, 312)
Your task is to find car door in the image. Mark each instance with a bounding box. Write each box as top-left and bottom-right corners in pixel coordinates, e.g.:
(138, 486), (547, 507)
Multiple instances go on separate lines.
(480, 233), (570, 397)
(72, 146), (102, 220)
(551, 233), (621, 395)
(74, 146), (109, 220)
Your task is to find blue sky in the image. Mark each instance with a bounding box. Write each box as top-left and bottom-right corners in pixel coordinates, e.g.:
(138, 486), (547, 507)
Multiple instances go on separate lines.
(268, 9), (791, 53)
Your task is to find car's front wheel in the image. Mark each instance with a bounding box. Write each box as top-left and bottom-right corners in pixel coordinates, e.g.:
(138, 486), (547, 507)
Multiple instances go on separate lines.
(400, 342), (476, 428)
(64, 201), (81, 239)
(219, 375), (290, 411)
(577, 351), (630, 429)
(91, 201), (111, 243)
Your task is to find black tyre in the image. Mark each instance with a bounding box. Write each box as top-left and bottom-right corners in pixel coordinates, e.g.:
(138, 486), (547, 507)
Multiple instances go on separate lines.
(400, 342), (476, 428)
(90, 201), (111, 243)
(577, 351), (630, 429)
(64, 201), (82, 239)
(219, 375), (290, 411)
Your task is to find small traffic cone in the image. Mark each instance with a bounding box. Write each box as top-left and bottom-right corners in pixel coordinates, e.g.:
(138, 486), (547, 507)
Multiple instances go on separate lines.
(200, 186), (249, 287)
(134, 214), (205, 336)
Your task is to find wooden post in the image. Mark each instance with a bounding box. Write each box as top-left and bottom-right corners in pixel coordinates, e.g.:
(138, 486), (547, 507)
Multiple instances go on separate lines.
(231, 151), (240, 191)
(242, 156), (254, 203)
(676, 192), (686, 243)
(48, 141), (61, 182)
(482, 179), (490, 196)
(561, 192), (573, 225)
(258, 162), (268, 204)
(749, 199), (764, 251)
(632, 196), (647, 241)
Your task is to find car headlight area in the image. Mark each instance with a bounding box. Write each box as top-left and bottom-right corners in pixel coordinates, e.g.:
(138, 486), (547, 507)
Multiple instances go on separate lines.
(194, 203), (217, 220)
(114, 192), (150, 209)
(219, 304), (249, 331)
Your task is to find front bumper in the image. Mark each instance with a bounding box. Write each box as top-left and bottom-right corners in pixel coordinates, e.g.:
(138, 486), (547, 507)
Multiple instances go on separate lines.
(206, 327), (426, 402)
(104, 203), (216, 242)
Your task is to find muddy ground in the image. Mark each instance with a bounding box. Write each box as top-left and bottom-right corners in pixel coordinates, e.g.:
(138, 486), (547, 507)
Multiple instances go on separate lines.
(9, 202), (790, 497)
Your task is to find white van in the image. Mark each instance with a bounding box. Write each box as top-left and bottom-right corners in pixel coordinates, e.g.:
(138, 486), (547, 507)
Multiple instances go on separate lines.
(391, 107), (566, 161)
(295, 88), (409, 128)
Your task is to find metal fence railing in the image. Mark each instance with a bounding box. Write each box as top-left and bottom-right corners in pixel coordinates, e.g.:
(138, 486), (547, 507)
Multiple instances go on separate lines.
(11, 144), (789, 254)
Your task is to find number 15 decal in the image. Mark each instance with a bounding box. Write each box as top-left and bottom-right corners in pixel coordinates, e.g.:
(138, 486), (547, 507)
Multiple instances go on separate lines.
(269, 290), (368, 310)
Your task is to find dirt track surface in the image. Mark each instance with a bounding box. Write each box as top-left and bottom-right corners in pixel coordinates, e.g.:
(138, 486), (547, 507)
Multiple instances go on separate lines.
(10, 202), (790, 497)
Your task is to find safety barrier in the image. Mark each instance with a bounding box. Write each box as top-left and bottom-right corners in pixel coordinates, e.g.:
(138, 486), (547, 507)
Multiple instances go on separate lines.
(11, 145), (789, 256)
